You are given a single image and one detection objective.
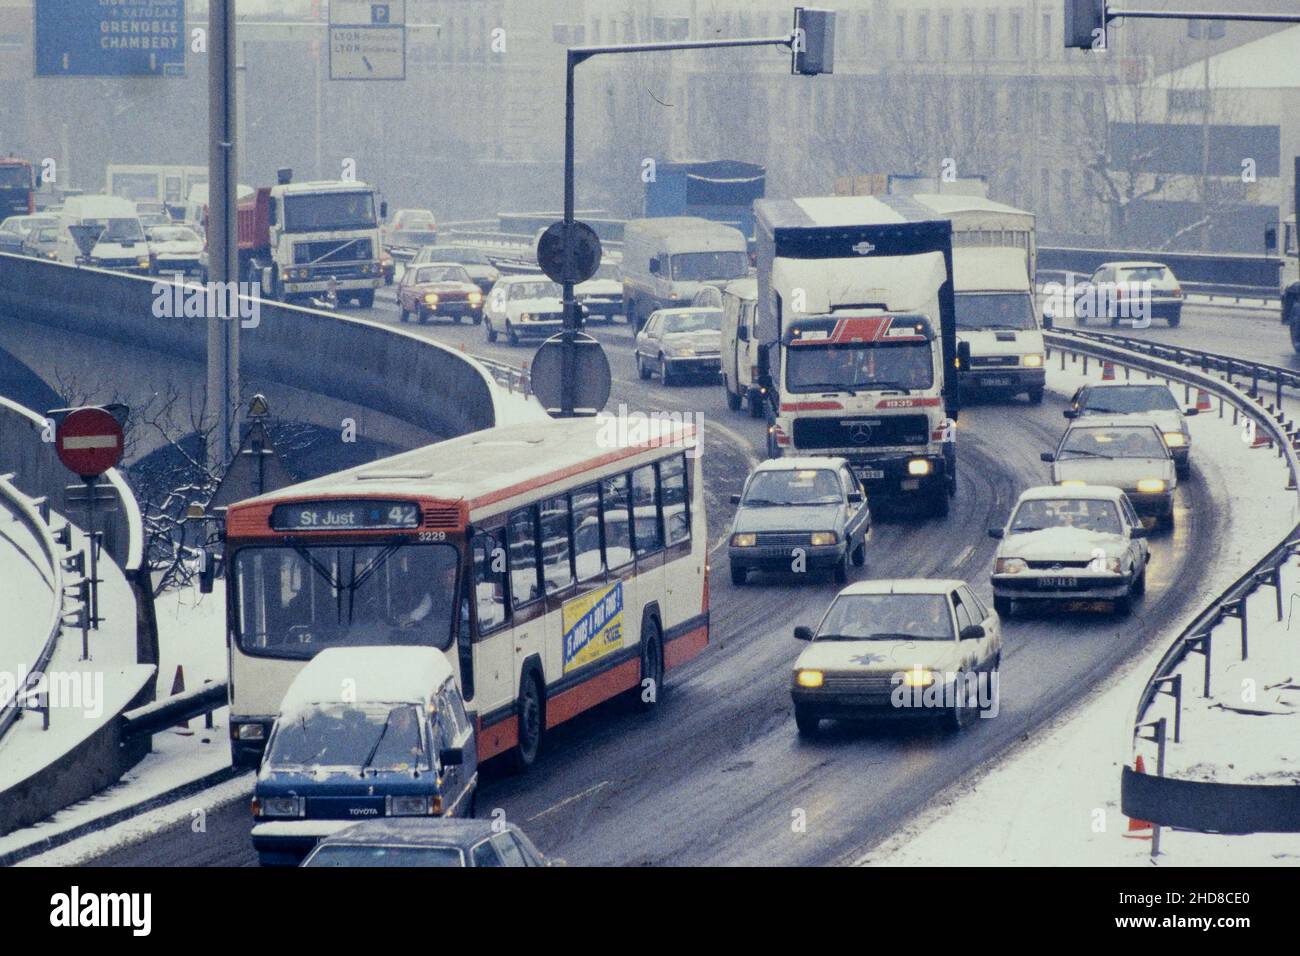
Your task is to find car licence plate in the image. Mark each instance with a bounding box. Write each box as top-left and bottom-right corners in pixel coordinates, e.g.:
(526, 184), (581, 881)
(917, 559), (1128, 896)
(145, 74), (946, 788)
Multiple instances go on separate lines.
(1038, 576), (1076, 588)
(981, 376), (1013, 387)
(856, 468), (885, 480)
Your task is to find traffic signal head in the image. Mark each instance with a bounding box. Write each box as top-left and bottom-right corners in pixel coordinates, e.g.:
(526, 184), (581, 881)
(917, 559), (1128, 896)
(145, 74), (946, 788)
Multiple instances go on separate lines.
(1064, 0), (1107, 51)
(792, 7), (835, 75)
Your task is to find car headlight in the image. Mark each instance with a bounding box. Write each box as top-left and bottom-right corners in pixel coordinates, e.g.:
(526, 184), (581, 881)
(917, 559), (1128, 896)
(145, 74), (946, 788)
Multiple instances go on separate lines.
(1022, 353), (1044, 367)
(386, 795), (432, 817)
(731, 532), (756, 548)
(907, 459), (932, 476)
(795, 669), (824, 688)
(424, 293), (439, 305)
(669, 346), (696, 357)
(809, 531), (838, 546)
(256, 795), (304, 818)
(1136, 478), (1167, 493)
(468, 291), (482, 304)
(1103, 556), (1123, 573)
(233, 722), (265, 740)
(995, 557), (1027, 574)
(519, 312), (531, 321)
(902, 667), (934, 687)
(1163, 432), (1186, 447)
(137, 257), (150, 269)
(1057, 479), (1088, 488)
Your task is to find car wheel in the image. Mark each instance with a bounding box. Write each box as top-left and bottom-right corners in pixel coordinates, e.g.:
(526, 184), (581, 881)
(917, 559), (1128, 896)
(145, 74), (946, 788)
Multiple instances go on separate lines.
(473, 314), (483, 325)
(508, 671), (544, 773)
(730, 565), (747, 587)
(1114, 592), (1133, 616)
(455, 314), (463, 324)
(507, 322), (519, 347)
(634, 616), (664, 713)
(1288, 298), (1300, 354)
(833, 548), (850, 584)
(1027, 387), (1044, 405)
(637, 354), (651, 380)
(398, 306), (409, 323)
(485, 318), (497, 343)
(851, 539), (867, 567)
(1133, 564), (1147, 597)
(748, 389), (765, 419)
(659, 354), (673, 386)
(946, 672), (974, 731)
(929, 487), (950, 518)
(794, 705), (820, 738)
(356, 289), (375, 309)
(1167, 308), (1181, 328)
(994, 595), (1013, 618)
(725, 378), (742, 411)
(1157, 510), (1175, 533)
(1176, 460), (1190, 480)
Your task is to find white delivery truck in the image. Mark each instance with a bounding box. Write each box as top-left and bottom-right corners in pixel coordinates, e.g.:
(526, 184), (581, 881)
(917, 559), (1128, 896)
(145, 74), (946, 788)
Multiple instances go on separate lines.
(621, 216), (749, 332)
(720, 276), (766, 417)
(911, 194), (1045, 404)
(754, 196), (965, 517)
(56, 194), (151, 274)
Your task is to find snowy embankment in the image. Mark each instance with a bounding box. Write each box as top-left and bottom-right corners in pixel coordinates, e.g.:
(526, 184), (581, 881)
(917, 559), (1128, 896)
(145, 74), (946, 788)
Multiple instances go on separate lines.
(862, 349), (1300, 866)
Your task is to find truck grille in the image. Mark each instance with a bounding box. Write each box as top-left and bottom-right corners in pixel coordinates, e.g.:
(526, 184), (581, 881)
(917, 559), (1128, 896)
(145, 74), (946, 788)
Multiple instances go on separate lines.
(792, 415), (930, 449)
(971, 355), (1019, 368)
(294, 238), (373, 265)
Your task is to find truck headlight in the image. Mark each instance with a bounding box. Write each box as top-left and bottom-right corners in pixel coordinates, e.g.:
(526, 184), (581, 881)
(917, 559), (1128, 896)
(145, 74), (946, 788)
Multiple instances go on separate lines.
(423, 293), (439, 305)
(1022, 353), (1044, 367)
(795, 669), (824, 688)
(995, 557), (1027, 574)
(1136, 478), (1167, 493)
(731, 533), (756, 548)
(809, 531), (838, 546)
(902, 667), (934, 688)
(386, 795), (432, 817)
(137, 257), (150, 269)
(255, 795), (304, 818)
(907, 459), (932, 476)
(1162, 433), (1186, 447)
(519, 312), (531, 322)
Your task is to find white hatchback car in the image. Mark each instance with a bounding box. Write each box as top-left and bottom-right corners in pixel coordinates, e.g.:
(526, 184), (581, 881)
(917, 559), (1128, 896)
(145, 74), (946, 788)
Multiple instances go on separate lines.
(790, 579), (1002, 735)
(989, 485), (1150, 617)
(483, 275), (565, 346)
(1073, 261), (1184, 328)
(1042, 416), (1177, 529)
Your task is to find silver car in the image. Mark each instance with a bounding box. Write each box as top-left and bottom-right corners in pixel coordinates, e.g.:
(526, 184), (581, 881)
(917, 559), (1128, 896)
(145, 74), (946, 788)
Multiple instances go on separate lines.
(1041, 416), (1176, 529)
(634, 307), (723, 385)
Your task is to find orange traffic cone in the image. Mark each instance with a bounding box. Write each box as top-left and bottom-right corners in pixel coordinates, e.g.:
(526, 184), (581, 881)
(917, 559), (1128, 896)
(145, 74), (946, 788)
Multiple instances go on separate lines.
(1196, 389), (1211, 412)
(1101, 360), (1116, 381)
(1251, 422), (1270, 448)
(1124, 755), (1153, 838)
(171, 665), (191, 732)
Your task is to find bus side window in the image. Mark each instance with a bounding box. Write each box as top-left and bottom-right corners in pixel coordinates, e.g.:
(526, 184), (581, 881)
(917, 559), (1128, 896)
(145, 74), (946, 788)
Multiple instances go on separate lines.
(631, 464), (662, 556)
(571, 484), (603, 582)
(539, 494), (574, 594)
(507, 506), (542, 607)
(472, 530), (508, 634)
(601, 473), (633, 570)
(660, 454), (690, 547)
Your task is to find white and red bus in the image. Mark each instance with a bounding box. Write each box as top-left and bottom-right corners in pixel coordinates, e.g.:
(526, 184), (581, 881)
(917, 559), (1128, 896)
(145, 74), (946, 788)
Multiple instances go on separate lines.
(224, 416), (709, 769)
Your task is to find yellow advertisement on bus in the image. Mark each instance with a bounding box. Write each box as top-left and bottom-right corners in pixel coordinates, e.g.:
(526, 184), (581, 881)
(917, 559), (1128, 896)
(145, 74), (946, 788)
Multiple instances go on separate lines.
(562, 581), (624, 674)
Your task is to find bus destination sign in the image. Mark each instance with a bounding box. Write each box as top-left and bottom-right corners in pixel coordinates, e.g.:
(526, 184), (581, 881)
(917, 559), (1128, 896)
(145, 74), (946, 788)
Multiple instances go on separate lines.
(270, 499), (422, 532)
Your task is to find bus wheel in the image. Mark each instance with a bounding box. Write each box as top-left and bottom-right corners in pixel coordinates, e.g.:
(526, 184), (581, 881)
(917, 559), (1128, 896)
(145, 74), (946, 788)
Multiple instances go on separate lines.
(748, 389), (764, 419)
(635, 616), (664, 713)
(508, 671), (544, 773)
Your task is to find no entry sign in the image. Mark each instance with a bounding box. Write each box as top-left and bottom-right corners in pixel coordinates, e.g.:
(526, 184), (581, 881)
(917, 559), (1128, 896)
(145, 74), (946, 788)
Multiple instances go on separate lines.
(56, 407), (125, 478)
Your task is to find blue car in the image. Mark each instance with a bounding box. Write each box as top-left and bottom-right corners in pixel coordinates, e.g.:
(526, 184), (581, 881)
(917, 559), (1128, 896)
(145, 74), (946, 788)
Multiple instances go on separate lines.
(250, 646), (478, 867)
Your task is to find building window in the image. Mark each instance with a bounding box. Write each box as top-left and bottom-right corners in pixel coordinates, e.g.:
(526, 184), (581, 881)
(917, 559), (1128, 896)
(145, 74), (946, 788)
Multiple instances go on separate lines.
(1041, 168), (1052, 217)
(896, 14), (906, 59)
(1011, 11), (1022, 57)
(939, 13), (951, 59)
(1042, 12), (1052, 58)
(1061, 169), (1073, 208)
(858, 13), (869, 54)
(985, 13), (997, 57)
(963, 13), (976, 57)
(917, 13), (929, 59)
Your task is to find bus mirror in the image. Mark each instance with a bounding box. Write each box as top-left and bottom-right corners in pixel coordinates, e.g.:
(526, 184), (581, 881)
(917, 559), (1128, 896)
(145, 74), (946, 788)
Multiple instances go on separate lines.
(439, 746), (464, 766)
(956, 340), (972, 369)
(380, 200), (388, 221)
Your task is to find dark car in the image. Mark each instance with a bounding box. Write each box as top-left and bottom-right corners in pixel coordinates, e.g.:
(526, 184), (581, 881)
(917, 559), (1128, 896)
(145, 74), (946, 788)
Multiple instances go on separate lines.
(301, 818), (550, 867)
(397, 262), (484, 324)
(728, 457), (871, 586)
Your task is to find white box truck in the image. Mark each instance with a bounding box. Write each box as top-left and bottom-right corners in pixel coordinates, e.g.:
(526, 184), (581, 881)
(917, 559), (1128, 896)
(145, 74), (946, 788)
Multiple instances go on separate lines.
(621, 216), (749, 332)
(912, 194), (1045, 404)
(753, 196), (965, 516)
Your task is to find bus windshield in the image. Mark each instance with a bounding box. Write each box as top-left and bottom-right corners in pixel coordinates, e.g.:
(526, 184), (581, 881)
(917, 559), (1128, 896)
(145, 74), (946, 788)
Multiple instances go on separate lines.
(786, 341), (934, 393)
(234, 543), (460, 659)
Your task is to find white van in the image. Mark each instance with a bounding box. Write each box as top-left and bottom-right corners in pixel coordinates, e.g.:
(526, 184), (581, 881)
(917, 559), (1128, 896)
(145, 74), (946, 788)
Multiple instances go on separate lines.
(56, 194), (151, 274)
(621, 216), (749, 332)
(720, 276), (766, 417)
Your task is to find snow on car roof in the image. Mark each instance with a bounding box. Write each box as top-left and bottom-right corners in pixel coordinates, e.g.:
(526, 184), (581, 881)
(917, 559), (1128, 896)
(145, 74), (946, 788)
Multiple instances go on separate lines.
(838, 578), (966, 596)
(1018, 484), (1126, 502)
(278, 647), (453, 716)
(1101, 261), (1170, 270)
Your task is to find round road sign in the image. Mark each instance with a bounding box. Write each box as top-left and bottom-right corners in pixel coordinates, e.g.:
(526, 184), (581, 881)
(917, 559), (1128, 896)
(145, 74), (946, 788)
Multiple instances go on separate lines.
(56, 407), (125, 479)
(530, 333), (612, 416)
(536, 220), (602, 286)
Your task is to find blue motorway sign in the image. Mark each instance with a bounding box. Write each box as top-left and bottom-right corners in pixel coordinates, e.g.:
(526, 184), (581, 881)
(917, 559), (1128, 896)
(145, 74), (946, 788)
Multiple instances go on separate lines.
(35, 0), (185, 77)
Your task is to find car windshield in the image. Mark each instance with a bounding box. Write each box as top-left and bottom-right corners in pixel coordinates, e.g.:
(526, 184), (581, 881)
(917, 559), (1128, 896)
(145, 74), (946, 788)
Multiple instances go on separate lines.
(266, 702), (427, 771)
(1079, 386), (1180, 414)
(233, 543), (460, 659)
(34, 226), (58, 242)
(148, 226), (200, 243)
(661, 311), (721, 334)
(955, 292), (1036, 330)
(1118, 267), (1169, 283)
(284, 191), (376, 232)
(414, 265), (469, 284)
(815, 594), (954, 642)
(1010, 498), (1122, 534)
(786, 341), (933, 392)
(396, 211), (435, 228)
(420, 246), (488, 264)
(304, 844), (463, 867)
(1059, 426), (1167, 460)
(743, 469), (842, 506)
(93, 217), (145, 242)
(669, 250), (748, 282)
(510, 280), (561, 299)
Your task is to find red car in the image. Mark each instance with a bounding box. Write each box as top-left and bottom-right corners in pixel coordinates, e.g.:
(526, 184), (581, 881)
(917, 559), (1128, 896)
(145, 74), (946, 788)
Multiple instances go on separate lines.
(397, 262), (484, 324)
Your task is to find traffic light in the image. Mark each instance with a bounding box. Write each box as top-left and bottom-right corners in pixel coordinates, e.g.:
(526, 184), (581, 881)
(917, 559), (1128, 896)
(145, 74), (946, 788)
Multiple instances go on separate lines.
(1064, 0), (1107, 50)
(792, 7), (835, 75)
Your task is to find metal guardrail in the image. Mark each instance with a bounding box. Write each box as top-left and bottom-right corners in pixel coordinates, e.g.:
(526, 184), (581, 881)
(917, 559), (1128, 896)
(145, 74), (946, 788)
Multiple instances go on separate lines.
(474, 354), (532, 397)
(1043, 328), (1300, 836)
(120, 680), (227, 741)
(0, 475), (68, 743)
